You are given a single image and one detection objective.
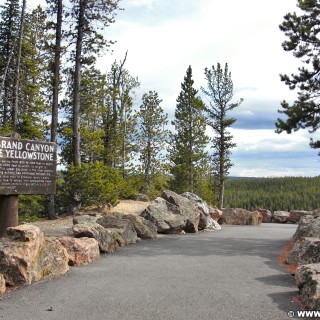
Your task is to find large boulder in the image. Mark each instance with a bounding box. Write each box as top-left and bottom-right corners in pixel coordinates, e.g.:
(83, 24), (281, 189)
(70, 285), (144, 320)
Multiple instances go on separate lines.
(57, 237), (99, 266)
(73, 223), (118, 253)
(122, 214), (158, 239)
(272, 211), (290, 223)
(181, 192), (210, 216)
(0, 225), (69, 287)
(295, 263), (320, 310)
(220, 208), (255, 225)
(96, 214), (139, 247)
(288, 211), (314, 224)
(181, 192), (213, 230)
(255, 208), (272, 223)
(141, 191), (201, 234)
(292, 215), (320, 241)
(161, 190), (200, 232)
(141, 197), (186, 234)
(286, 237), (320, 265)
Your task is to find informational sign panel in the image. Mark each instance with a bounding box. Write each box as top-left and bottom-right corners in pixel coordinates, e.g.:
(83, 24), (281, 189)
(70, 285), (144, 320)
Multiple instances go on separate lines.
(0, 137), (57, 195)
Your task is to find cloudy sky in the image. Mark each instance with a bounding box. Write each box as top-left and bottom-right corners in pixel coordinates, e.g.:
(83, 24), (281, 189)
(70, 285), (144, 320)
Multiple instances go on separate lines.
(26, 0), (320, 176)
(96, 0), (320, 177)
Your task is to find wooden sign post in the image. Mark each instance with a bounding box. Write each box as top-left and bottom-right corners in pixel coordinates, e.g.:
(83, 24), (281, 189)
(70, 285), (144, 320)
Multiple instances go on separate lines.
(0, 134), (57, 237)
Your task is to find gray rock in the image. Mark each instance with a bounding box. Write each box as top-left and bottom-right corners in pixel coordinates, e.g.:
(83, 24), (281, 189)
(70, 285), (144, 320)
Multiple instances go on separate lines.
(181, 192), (210, 215)
(288, 211), (314, 224)
(73, 223), (118, 253)
(181, 192), (218, 230)
(97, 214), (139, 246)
(295, 263), (320, 310)
(73, 215), (98, 225)
(122, 214), (158, 239)
(220, 208), (253, 225)
(286, 237), (320, 265)
(255, 208), (272, 223)
(206, 217), (222, 231)
(272, 211), (290, 223)
(161, 190), (200, 233)
(141, 197), (186, 234)
(293, 215), (320, 241)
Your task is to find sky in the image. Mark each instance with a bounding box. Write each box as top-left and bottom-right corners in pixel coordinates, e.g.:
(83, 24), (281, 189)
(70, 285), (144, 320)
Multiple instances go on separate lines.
(97, 0), (320, 177)
(24, 0), (320, 176)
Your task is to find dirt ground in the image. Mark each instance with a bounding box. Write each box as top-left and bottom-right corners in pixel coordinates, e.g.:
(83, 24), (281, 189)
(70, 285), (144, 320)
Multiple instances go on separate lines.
(31, 200), (150, 238)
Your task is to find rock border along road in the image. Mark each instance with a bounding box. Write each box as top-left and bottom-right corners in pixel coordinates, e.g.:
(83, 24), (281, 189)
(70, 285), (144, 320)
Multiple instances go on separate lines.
(0, 224), (299, 320)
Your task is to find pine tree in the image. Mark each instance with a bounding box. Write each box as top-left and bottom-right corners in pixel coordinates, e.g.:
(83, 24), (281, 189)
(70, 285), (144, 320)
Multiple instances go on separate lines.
(59, 67), (106, 165)
(17, 6), (51, 139)
(46, 0), (63, 220)
(0, 0), (20, 130)
(103, 55), (140, 176)
(136, 90), (169, 194)
(201, 63), (242, 209)
(275, 0), (320, 152)
(12, 0), (26, 130)
(69, 0), (120, 167)
(170, 65), (210, 194)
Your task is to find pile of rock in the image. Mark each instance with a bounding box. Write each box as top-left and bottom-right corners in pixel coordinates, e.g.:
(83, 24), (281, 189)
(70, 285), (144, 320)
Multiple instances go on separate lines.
(0, 211), (158, 294)
(1, 190), (271, 295)
(73, 213), (157, 252)
(254, 209), (316, 224)
(285, 214), (320, 309)
(141, 190), (221, 233)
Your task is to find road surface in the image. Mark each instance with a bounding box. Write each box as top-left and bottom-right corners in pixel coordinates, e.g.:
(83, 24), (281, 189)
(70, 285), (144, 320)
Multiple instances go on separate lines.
(0, 224), (300, 320)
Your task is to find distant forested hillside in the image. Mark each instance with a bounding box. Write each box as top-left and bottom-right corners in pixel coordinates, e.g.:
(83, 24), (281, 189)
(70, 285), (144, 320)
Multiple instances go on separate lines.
(224, 176), (320, 212)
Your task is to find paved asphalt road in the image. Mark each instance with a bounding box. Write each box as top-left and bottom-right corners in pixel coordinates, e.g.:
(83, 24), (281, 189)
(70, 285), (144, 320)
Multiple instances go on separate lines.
(0, 224), (300, 320)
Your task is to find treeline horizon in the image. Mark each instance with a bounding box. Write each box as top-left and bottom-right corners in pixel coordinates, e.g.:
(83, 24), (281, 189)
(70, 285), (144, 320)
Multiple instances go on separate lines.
(224, 176), (320, 212)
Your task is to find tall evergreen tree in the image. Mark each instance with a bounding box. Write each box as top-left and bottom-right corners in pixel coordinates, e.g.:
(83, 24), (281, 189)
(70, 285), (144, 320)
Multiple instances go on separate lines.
(69, 0), (120, 167)
(170, 66), (209, 194)
(103, 56), (140, 176)
(0, 0), (20, 130)
(201, 63), (242, 209)
(12, 0), (26, 130)
(59, 67), (106, 165)
(46, 0), (64, 219)
(275, 0), (320, 152)
(17, 6), (51, 139)
(136, 90), (169, 193)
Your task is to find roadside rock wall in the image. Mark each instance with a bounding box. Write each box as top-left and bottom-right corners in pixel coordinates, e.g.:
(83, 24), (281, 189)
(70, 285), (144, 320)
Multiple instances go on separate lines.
(285, 215), (320, 310)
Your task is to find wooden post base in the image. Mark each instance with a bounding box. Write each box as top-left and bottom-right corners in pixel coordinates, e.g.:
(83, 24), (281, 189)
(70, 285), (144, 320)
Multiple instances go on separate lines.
(0, 195), (19, 237)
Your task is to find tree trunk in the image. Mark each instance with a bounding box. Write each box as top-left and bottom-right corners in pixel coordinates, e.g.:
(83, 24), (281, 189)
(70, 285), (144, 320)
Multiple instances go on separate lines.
(12, 0), (26, 130)
(218, 179), (224, 210)
(72, 0), (86, 167)
(47, 0), (63, 220)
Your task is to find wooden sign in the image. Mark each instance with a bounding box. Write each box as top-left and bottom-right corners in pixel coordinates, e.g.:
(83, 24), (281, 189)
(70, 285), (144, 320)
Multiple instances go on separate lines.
(0, 137), (57, 195)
